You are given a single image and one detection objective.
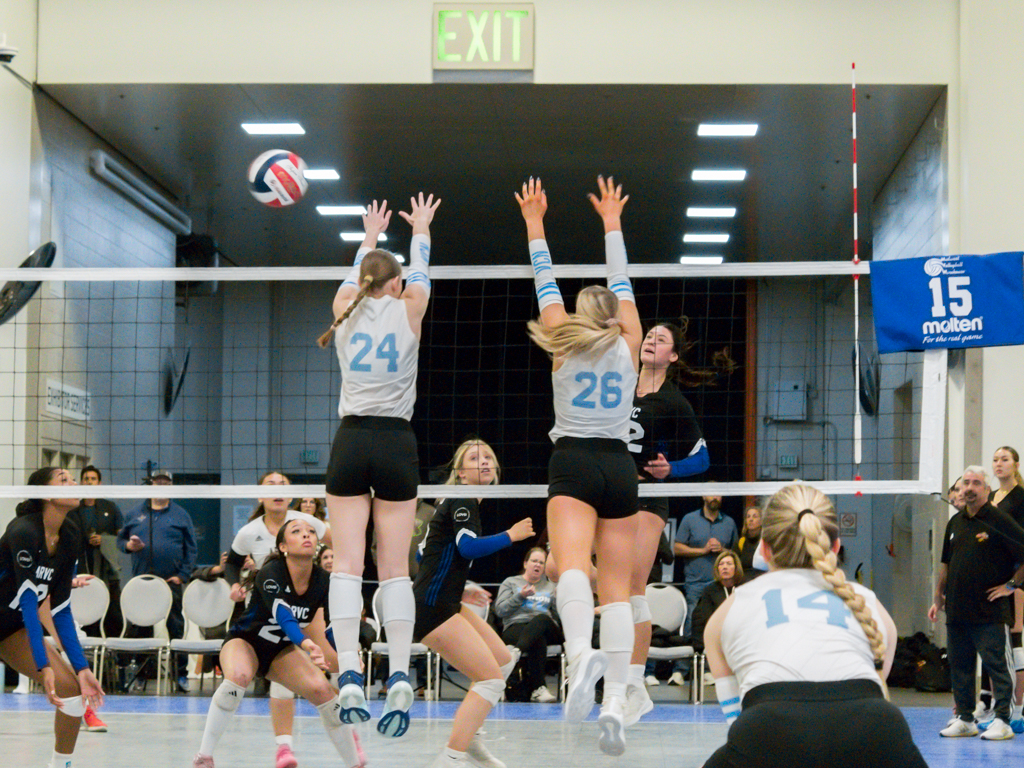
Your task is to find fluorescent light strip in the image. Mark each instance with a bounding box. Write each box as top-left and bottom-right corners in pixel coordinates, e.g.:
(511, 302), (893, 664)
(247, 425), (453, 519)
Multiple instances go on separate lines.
(687, 207), (737, 218)
(340, 233), (387, 242)
(683, 233), (730, 243)
(318, 206), (367, 216)
(241, 123), (305, 135)
(679, 256), (724, 265)
(304, 169), (340, 180)
(692, 170), (747, 181)
(697, 123), (759, 137)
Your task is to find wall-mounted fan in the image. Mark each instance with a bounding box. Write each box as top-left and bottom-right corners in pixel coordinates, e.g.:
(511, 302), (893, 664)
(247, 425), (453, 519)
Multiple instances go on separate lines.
(852, 342), (880, 416)
(163, 346), (191, 416)
(0, 242), (56, 327)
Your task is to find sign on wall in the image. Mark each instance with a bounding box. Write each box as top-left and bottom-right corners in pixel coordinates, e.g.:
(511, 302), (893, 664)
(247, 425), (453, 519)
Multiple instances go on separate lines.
(44, 379), (91, 421)
(433, 4), (534, 70)
(870, 252), (1024, 354)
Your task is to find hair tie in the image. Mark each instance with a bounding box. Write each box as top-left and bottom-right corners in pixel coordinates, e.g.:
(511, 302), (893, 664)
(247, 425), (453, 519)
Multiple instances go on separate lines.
(604, 318), (620, 328)
(797, 509), (815, 523)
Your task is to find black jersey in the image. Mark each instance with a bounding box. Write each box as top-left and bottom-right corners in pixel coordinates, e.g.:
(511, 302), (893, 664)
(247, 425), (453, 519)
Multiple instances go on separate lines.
(941, 503), (1024, 624)
(997, 484), (1024, 527)
(414, 498), (510, 609)
(230, 556), (329, 647)
(0, 512), (81, 617)
(627, 380), (705, 474)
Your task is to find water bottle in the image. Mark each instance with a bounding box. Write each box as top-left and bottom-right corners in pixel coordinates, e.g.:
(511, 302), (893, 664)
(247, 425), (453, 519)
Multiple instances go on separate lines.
(124, 660), (139, 693)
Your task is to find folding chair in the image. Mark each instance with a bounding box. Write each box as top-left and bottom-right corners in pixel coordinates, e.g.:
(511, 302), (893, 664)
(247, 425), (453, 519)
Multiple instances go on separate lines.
(169, 579), (234, 692)
(70, 577), (110, 676)
(645, 582), (703, 703)
(101, 575), (173, 695)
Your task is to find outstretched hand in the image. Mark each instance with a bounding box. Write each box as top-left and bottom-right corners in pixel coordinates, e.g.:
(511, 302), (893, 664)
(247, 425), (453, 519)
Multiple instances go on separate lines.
(587, 175), (629, 224)
(398, 192), (441, 235)
(362, 200), (392, 240)
(515, 177), (547, 223)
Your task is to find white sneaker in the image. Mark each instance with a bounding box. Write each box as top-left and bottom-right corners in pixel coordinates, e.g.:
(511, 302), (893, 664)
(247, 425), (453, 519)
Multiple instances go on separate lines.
(981, 718), (1015, 740)
(564, 648), (608, 723)
(667, 671), (685, 686)
(644, 675), (660, 687)
(597, 696), (626, 756)
(429, 750), (469, 767)
(623, 684), (654, 727)
(530, 685), (557, 703)
(465, 735), (506, 768)
(939, 718), (979, 737)
(973, 701), (995, 725)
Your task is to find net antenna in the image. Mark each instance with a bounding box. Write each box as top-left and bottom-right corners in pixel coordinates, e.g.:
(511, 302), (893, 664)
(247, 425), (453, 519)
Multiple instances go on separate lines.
(851, 62), (863, 480)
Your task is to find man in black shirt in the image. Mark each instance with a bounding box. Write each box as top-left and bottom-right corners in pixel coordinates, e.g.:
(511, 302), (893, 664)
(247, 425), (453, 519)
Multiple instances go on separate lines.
(930, 466), (1024, 740)
(68, 466), (124, 637)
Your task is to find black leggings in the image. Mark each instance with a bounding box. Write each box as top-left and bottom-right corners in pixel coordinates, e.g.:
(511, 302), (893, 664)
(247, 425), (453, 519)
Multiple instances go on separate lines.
(702, 680), (927, 768)
(502, 615), (563, 691)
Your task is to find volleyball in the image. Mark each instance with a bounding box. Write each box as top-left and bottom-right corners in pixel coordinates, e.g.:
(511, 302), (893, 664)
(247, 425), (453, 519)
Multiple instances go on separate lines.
(246, 150), (308, 207)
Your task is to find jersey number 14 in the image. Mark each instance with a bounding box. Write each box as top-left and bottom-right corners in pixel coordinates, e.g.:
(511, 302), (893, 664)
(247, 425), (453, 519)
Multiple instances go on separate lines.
(762, 588), (851, 630)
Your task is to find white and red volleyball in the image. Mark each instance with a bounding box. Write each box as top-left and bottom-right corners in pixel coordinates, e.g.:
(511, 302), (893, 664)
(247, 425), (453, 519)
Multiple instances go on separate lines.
(246, 150), (308, 207)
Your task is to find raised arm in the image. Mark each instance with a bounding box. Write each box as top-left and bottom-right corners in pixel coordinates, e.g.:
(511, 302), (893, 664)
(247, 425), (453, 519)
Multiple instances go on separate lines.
(516, 177), (568, 328)
(588, 175), (642, 361)
(331, 200), (392, 320)
(397, 192), (441, 330)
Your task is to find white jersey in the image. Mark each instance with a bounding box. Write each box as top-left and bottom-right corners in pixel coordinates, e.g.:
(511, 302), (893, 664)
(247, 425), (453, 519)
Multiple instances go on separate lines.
(230, 511), (327, 569)
(335, 295), (419, 420)
(550, 336), (638, 442)
(720, 568), (889, 698)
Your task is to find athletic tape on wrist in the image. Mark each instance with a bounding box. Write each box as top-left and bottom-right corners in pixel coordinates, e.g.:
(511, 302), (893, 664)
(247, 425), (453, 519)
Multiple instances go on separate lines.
(605, 231), (634, 303)
(715, 675), (741, 725)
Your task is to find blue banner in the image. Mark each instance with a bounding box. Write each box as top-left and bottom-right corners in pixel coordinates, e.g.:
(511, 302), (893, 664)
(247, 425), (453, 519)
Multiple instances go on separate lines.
(870, 252), (1024, 354)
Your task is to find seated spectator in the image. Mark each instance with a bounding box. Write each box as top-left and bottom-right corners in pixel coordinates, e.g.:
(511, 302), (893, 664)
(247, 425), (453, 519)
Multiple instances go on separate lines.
(690, 549), (744, 655)
(496, 546), (562, 702)
(737, 505), (762, 573)
(293, 497), (326, 521)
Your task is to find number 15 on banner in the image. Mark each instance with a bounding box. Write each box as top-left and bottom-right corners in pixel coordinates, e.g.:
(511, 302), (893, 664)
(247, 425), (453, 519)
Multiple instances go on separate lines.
(928, 276), (972, 318)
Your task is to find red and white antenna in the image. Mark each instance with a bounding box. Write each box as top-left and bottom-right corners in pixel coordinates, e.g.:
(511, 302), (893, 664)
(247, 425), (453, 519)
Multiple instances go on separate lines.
(852, 62), (863, 483)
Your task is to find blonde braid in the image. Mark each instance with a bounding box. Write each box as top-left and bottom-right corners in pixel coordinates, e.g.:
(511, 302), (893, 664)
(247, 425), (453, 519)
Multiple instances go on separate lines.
(316, 274), (374, 348)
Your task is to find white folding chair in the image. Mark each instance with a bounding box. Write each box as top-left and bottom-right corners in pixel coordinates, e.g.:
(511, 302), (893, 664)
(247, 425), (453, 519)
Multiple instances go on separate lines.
(102, 575), (173, 695)
(70, 578), (110, 674)
(645, 583), (703, 703)
(367, 587), (434, 700)
(169, 579), (235, 692)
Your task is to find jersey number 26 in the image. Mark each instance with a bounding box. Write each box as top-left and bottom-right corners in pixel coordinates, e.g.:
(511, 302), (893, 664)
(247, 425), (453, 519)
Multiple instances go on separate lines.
(572, 371), (623, 409)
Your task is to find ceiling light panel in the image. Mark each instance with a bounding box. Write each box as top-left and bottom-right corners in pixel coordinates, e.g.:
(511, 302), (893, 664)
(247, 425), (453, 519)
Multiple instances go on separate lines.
(340, 232), (387, 242)
(697, 124), (758, 136)
(679, 256), (725, 264)
(687, 207), (737, 218)
(304, 169), (340, 180)
(683, 233), (730, 243)
(318, 206), (367, 216)
(692, 170), (747, 181)
(241, 123), (305, 135)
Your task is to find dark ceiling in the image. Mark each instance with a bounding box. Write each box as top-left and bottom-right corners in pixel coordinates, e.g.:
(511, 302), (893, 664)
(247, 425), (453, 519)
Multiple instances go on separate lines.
(42, 83), (945, 268)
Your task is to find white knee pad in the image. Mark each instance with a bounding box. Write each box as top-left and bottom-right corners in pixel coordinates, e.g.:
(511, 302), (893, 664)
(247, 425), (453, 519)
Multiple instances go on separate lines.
(328, 572), (364, 622)
(379, 576), (416, 623)
(500, 648), (520, 680)
(270, 681), (295, 700)
(1014, 647), (1024, 672)
(630, 595), (652, 624)
(213, 680), (246, 713)
(58, 695), (86, 718)
(600, 602), (636, 654)
(470, 678), (505, 707)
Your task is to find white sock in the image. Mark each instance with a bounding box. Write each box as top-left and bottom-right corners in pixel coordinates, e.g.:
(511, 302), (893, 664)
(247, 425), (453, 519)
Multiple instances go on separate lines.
(628, 663), (646, 689)
(329, 572), (364, 669)
(1014, 701), (1023, 721)
(317, 700), (360, 768)
(556, 569), (594, 660)
(600, 602), (634, 702)
(379, 576), (415, 677)
(50, 751), (73, 768)
(199, 680), (245, 757)
(275, 735), (293, 748)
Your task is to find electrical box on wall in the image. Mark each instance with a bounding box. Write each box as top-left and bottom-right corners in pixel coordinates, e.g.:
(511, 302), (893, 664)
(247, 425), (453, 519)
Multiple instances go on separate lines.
(772, 380), (808, 421)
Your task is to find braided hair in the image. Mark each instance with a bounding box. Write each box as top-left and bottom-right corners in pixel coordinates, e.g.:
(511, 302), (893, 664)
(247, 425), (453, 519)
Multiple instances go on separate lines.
(761, 484), (888, 694)
(317, 250), (403, 348)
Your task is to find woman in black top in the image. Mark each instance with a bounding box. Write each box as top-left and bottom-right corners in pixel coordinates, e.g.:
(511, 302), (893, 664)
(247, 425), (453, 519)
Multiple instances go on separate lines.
(689, 550), (744, 654)
(624, 322), (720, 725)
(0, 467), (103, 768)
(192, 519), (361, 768)
(413, 439), (534, 768)
(737, 506), (762, 572)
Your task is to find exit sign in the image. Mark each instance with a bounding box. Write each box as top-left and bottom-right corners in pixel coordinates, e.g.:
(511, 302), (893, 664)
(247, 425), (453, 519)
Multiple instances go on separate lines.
(433, 4), (535, 70)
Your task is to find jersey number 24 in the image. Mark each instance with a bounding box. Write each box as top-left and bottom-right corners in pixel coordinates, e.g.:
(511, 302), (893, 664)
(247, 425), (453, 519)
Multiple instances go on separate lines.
(572, 371), (623, 409)
(350, 333), (399, 372)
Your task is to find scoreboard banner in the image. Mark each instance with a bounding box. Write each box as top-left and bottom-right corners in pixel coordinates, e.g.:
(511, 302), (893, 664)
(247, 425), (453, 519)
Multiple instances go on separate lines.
(870, 252), (1024, 354)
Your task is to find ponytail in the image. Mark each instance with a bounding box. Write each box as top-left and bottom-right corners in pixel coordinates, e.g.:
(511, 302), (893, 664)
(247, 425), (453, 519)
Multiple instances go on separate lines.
(654, 319), (736, 387)
(528, 285), (621, 359)
(16, 467), (62, 517)
(317, 249), (403, 348)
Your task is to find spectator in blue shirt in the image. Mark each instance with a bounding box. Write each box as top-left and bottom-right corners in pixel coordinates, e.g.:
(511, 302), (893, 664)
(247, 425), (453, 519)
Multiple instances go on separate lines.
(673, 492), (737, 636)
(117, 470), (197, 691)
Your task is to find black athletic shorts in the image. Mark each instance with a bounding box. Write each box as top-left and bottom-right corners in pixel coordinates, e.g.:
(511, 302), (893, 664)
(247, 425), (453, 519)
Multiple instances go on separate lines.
(413, 598), (462, 643)
(702, 680), (927, 768)
(225, 629), (295, 679)
(0, 608), (25, 644)
(637, 495), (670, 521)
(326, 415), (420, 501)
(548, 437), (638, 520)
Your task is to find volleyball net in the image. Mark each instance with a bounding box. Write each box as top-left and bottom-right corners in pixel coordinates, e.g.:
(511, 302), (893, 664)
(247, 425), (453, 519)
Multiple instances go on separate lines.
(0, 260), (945, 502)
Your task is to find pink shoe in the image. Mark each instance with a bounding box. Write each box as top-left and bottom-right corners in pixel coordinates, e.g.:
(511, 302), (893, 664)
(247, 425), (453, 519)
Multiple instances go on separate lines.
(275, 744), (298, 768)
(352, 730), (367, 768)
(193, 755), (214, 768)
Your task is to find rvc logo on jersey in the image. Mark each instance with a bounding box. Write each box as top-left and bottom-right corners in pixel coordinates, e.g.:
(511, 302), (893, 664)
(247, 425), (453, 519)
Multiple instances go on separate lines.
(920, 257), (982, 341)
(16, 550), (33, 568)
